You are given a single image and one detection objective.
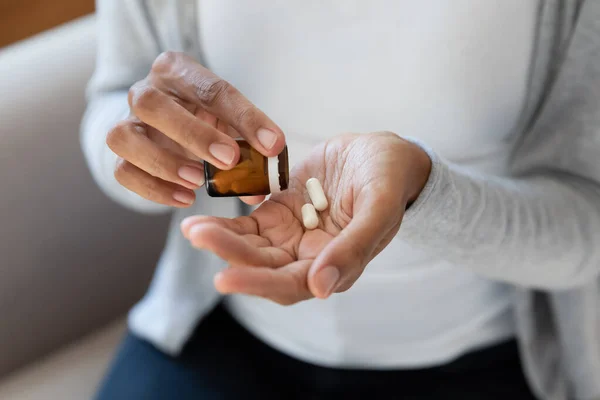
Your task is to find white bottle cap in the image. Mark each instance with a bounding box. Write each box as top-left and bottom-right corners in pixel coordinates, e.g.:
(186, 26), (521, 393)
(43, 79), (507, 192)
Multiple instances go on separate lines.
(268, 156), (281, 194)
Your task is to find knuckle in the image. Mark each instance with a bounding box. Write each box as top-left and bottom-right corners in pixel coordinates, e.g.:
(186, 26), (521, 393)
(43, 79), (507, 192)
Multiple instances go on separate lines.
(127, 80), (144, 108)
(129, 84), (161, 114)
(233, 106), (260, 130)
(338, 236), (370, 272)
(180, 118), (199, 148)
(106, 123), (126, 152)
(377, 192), (402, 218)
(374, 190), (396, 208)
(113, 158), (131, 183)
(143, 178), (160, 203)
(196, 77), (231, 107)
(107, 121), (145, 155)
(347, 243), (369, 265)
(148, 150), (164, 178)
(151, 51), (179, 75)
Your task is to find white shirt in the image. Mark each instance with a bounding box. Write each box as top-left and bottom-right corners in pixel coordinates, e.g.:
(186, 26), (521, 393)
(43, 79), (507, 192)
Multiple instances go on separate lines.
(82, 1), (600, 395)
(197, 0), (539, 367)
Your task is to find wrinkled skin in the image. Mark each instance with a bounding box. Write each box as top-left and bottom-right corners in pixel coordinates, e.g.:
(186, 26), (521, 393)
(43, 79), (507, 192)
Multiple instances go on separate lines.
(107, 52), (285, 207)
(181, 132), (431, 305)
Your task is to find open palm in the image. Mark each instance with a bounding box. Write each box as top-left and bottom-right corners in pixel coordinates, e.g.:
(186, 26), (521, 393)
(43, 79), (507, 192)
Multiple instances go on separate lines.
(181, 132), (430, 304)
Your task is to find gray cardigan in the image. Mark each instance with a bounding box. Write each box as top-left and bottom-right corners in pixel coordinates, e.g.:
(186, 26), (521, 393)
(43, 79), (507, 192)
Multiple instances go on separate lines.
(81, 1), (600, 399)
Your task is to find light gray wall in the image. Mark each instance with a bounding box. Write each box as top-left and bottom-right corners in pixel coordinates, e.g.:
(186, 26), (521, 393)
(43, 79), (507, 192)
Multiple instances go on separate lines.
(0, 17), (169, 378)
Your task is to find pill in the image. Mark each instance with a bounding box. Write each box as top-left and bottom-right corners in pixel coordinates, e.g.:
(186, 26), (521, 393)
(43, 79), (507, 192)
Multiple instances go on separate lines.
(306, 178), (328, 211)
(301, 203), (319, 230)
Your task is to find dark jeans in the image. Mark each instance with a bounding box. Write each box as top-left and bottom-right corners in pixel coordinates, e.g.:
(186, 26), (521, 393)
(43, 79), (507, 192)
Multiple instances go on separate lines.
(95, 304), (537, 400)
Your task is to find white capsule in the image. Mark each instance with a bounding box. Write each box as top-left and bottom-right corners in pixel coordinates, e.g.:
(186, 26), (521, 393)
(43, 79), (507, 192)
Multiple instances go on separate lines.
(306, 178), (328, 211)
(301, 203), (319, 230)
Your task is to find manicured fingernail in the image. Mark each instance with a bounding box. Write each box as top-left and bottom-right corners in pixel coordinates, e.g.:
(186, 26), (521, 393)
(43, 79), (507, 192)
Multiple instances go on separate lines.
(314, 266), (340, 298)
(256, 128), (278, 150)
(173, 190), (194, 205)
(178, 165), (205, 186)
(209, 143), (236, 165)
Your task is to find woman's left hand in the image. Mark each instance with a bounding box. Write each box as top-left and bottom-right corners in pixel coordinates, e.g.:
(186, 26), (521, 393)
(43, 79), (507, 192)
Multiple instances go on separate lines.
(181, 132), (431, 305)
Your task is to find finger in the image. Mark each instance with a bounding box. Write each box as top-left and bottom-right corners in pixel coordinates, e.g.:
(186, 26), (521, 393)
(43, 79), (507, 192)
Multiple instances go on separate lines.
(187, 223), (287, 267)
(107, 119), (205, 189)
(308, 193), (401, 299)
(240, 195), (266, 205)
(242, 234), (272, 248)
(150, 52), (286, 156)
(180, 215), (258, 238)
(128, 80), (240, 169)
(214, 260), (313, 305)
(195, 107), (219, 129)
(114, 159), (196, 207)
(217, 118), (230, 134)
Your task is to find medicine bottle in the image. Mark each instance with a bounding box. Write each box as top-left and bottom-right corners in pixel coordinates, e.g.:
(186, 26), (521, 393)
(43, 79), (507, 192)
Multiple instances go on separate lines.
(204, 139), (289, 197)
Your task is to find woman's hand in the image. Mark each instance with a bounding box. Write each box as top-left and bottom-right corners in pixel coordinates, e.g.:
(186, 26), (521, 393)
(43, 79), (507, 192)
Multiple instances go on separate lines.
(106, 52), (285, 207)
(181, 132), (432, 304)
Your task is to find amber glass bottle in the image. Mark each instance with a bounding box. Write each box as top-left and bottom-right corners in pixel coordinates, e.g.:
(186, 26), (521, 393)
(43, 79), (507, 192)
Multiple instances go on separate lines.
(204, 139), (289, 197)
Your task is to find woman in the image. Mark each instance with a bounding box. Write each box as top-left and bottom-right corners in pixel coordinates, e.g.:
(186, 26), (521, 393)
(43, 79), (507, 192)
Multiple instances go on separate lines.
(82, 1), (600, 399)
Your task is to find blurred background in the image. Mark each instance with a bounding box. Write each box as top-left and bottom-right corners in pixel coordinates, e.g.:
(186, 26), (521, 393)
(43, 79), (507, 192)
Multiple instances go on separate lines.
(0, 2), (170, 399)
(0, 0), (93, 47)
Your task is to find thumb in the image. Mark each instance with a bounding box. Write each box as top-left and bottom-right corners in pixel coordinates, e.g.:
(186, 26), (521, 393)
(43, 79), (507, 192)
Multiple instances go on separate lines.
(308, 193), (400, 299)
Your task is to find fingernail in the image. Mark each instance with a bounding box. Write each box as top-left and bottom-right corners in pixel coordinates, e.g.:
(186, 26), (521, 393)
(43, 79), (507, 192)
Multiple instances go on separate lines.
(178, 165), (205, 186)
(314, 266), (340, 298)
(209, 143), (236, 165)
(256, 128), (278, 150)
(173, 190), (194, 205)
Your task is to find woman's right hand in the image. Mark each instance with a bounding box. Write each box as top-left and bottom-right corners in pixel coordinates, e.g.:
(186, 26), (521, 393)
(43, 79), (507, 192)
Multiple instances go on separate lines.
(106, 52), (286, 207)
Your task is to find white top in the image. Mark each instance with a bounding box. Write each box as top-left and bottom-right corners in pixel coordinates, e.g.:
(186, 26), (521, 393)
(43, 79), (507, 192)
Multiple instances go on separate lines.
(197, 0), (538, 367)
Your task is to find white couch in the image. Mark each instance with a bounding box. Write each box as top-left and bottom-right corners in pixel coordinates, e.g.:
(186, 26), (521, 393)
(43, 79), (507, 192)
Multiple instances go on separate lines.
(0, 16), (169, 399)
